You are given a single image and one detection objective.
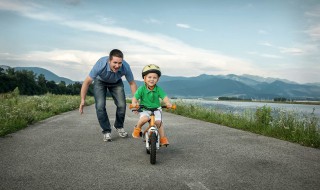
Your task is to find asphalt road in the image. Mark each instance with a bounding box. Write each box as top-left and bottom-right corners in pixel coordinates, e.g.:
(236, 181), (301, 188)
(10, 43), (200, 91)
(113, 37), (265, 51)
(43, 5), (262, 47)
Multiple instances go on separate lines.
(1, 100), (320, 190)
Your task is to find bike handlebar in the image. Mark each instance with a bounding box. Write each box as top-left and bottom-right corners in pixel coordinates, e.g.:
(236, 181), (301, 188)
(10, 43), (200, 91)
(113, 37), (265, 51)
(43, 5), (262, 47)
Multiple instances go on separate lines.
(129, 104), (176, 110)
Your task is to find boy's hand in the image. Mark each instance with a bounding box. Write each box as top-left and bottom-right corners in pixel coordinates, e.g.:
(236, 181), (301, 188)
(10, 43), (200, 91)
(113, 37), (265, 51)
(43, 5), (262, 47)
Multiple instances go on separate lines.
(131, 103), (139, 114)
(166, 103), (172, 109)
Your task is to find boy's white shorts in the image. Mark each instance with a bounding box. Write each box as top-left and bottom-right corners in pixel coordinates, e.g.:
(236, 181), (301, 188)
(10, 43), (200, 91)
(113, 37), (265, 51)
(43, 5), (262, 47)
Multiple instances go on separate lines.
(139, 108), (162, 121)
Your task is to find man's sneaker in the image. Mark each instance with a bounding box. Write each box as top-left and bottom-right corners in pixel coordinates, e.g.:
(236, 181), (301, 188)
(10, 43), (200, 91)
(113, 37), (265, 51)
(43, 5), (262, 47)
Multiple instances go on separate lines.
(103, 133), (112, 142)
(132, 126), (141, 138)
(113, 126), (128, 138)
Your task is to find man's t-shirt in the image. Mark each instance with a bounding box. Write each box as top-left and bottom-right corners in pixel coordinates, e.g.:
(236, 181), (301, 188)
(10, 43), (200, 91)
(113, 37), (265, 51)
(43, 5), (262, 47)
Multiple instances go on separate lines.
(89, 56), (134, 83)
(134, 84), (167, 108)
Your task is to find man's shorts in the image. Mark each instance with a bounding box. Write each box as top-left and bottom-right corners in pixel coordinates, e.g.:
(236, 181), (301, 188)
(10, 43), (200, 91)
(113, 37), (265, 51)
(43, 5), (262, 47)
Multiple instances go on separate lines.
(139, 108), (162, 121)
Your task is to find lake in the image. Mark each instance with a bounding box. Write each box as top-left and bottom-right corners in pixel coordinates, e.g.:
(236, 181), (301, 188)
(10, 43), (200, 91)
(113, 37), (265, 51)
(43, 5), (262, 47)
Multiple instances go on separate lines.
(173, 99), (320, 118)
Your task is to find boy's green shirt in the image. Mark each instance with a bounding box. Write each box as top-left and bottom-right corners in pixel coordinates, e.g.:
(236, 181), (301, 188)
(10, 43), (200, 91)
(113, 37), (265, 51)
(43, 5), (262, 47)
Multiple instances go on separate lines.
(134, 84), (167, 108)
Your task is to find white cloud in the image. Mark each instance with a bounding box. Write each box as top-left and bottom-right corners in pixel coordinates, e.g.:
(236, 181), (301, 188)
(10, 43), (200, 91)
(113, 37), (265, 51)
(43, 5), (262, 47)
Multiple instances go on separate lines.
(144, 18), (162, 24)
(306, 25), (320, 41)
(0, 1), (267, 81)
(259, 41), (273, 47)
(258, 30), (269, 35)
(1, 0), (318, 83)
(305, 6), (320, 41)
(98, 16), (116, 25)
(176, 23), (190, 29)
(247, 52), (282, 59)
(279, 47), (304, 55)
(176, 23), (204, 31)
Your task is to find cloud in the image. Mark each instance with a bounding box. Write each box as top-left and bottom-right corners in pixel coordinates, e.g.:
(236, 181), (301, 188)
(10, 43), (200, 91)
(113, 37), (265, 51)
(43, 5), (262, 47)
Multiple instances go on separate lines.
(259, 41), (273, 47)
(305, 6), (320, 41)
(97, 16), (116, 25)
(2, 0), (305, 82)
(247, 52), (282, 59)
(258, 29), (269, 35)
(305, 6), (320, 17)
(259, 42), (304, 55)
(306, 25), (320, 41)
(64, 0), (81, 6)
(144, 18), (162, 24)
(279, 47), (304, 55)
(176, 23), (190, 29)
(176, 23), (203, 32)
(0, 49), (102, 80)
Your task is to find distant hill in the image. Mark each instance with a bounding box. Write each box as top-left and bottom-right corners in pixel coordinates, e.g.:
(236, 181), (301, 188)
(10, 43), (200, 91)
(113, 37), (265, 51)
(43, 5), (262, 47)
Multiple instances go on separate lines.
(1, 65), (75, 84)
(2, 65), (319, 99)
(124, 75), (320, 100)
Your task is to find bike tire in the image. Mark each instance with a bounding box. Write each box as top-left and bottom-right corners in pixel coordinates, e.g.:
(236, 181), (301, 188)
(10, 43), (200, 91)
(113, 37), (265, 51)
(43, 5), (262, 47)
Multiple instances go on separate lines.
(150, 132), (157, 164)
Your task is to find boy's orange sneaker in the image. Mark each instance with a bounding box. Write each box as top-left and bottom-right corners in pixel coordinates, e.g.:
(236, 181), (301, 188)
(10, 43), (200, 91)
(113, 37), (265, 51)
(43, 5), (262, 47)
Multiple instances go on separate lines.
(132, 126), (141, 138)
(160, 137), (169, 147)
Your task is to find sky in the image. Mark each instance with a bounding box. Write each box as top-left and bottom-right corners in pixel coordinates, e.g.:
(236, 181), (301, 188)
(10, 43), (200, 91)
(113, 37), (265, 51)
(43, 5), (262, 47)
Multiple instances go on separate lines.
(0, 0), (320, 84)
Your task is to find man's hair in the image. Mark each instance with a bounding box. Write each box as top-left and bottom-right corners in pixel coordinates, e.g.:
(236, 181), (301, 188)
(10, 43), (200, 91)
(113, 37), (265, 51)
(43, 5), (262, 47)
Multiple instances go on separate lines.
(109, 49), (123, 60)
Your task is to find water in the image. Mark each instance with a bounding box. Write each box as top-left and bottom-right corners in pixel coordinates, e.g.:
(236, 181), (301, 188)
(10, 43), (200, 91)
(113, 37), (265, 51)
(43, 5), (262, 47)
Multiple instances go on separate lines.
(173, 99), (320, 118)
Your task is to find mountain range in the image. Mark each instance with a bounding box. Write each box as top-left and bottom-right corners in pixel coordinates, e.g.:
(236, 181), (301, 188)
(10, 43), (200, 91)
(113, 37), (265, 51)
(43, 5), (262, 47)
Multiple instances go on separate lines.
(1, 65), (74, 85)
(124, 74), (320, 100)
(1, 65), (319, 100)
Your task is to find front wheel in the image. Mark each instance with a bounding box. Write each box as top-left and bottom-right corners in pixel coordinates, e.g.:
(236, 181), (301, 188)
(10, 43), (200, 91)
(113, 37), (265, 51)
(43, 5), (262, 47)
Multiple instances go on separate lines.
(150, 132), (157, 164)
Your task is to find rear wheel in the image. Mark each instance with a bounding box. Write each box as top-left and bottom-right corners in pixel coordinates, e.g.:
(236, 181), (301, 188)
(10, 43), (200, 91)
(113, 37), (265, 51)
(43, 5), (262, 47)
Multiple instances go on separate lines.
(150, 132), (157, 164)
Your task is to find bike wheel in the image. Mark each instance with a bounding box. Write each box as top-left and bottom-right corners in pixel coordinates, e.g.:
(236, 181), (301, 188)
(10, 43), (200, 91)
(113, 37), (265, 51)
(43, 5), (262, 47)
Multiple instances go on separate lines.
(150, 132), (157, 164)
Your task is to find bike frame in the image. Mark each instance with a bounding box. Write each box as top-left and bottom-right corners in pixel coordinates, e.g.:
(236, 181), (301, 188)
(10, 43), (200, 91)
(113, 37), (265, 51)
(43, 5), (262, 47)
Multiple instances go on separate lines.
(144, 110), (160, 151)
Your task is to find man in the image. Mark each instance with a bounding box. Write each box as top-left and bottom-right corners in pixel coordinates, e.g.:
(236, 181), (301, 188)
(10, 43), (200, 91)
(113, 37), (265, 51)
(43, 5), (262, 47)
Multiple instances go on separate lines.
(79, 49), (137, 142)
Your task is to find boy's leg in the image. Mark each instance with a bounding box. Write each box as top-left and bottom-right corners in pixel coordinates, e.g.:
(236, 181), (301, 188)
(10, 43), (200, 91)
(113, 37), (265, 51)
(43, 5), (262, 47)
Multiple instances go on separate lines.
(155, 121), (165, 137)
(94, 80), (112, 134)
(155, 119), (169, 146)
(132, 116), (149, 138)
(137, 116), (149, 128)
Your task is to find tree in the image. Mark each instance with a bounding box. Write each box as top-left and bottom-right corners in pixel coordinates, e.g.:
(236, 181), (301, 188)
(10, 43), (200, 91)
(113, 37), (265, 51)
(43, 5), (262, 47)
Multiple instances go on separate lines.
(15, 70), (41, 95)
(37, 74), (47, 94)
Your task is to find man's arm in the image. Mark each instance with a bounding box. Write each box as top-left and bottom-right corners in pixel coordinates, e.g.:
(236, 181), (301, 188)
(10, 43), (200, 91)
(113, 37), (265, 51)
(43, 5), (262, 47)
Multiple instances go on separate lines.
(129, 80), (137, 96)
(79, 76), (93, 114)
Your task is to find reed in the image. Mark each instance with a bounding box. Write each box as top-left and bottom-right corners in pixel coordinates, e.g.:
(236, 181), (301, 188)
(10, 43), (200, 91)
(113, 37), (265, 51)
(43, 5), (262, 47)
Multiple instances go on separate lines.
(171, 101), (320, 148)
(0, 88), (94, 137)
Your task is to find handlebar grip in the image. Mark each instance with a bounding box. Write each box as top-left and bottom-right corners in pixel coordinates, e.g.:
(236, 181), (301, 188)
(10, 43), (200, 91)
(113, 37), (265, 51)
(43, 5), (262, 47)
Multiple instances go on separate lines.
(161, 104), (177, 110)
(129, 104), (139, 109)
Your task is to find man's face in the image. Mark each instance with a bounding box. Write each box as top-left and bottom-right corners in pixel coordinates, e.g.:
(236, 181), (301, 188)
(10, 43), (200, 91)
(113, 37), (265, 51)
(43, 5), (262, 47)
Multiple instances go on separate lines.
(109, 56), (123, 72)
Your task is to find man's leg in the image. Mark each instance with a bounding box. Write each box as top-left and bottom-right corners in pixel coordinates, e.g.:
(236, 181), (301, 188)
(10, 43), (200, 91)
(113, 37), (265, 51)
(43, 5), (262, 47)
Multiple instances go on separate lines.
(109, 80), (127, 137)
(94, 79), (112, 134)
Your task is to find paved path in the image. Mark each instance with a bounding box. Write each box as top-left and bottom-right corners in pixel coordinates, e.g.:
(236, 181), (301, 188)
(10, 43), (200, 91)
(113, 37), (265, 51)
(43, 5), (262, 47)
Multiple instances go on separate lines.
(1, 100), (320, 190)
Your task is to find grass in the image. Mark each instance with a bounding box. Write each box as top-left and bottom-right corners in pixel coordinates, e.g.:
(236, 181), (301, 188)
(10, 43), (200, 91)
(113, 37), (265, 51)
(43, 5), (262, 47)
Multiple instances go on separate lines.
(2, 94), (319, 148)
(170, 100), (320, 148)
(0, 88), (94, 137)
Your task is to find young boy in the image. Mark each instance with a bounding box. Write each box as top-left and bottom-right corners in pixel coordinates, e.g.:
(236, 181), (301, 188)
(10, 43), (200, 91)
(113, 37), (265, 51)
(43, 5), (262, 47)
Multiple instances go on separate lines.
(131, 64), (172, 146)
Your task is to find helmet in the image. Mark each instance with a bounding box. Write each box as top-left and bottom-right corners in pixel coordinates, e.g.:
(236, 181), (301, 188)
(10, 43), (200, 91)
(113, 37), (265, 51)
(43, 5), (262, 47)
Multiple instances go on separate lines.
(142, 64), (161, 78)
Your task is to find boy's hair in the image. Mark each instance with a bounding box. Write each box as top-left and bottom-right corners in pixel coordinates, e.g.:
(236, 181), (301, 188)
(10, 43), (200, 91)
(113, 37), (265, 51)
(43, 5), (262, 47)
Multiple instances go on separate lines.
(109, 49), (123, 60)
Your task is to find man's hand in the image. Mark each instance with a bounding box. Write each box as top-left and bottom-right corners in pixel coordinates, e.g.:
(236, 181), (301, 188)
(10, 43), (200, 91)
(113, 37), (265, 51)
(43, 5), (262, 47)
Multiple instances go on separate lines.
(79, 101), (85, 114)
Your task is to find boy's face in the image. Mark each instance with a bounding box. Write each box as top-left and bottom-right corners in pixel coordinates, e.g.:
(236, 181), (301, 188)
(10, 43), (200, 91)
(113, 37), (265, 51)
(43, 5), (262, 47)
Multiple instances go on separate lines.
(144, 73), (159, 87)
(109, 56), (122, 72)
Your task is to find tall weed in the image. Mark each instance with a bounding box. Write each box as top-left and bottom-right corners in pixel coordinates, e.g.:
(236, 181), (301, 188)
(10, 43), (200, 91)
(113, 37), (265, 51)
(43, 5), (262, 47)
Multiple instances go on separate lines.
(0, 91), (94, 137)
(171, 101), (320, 148)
